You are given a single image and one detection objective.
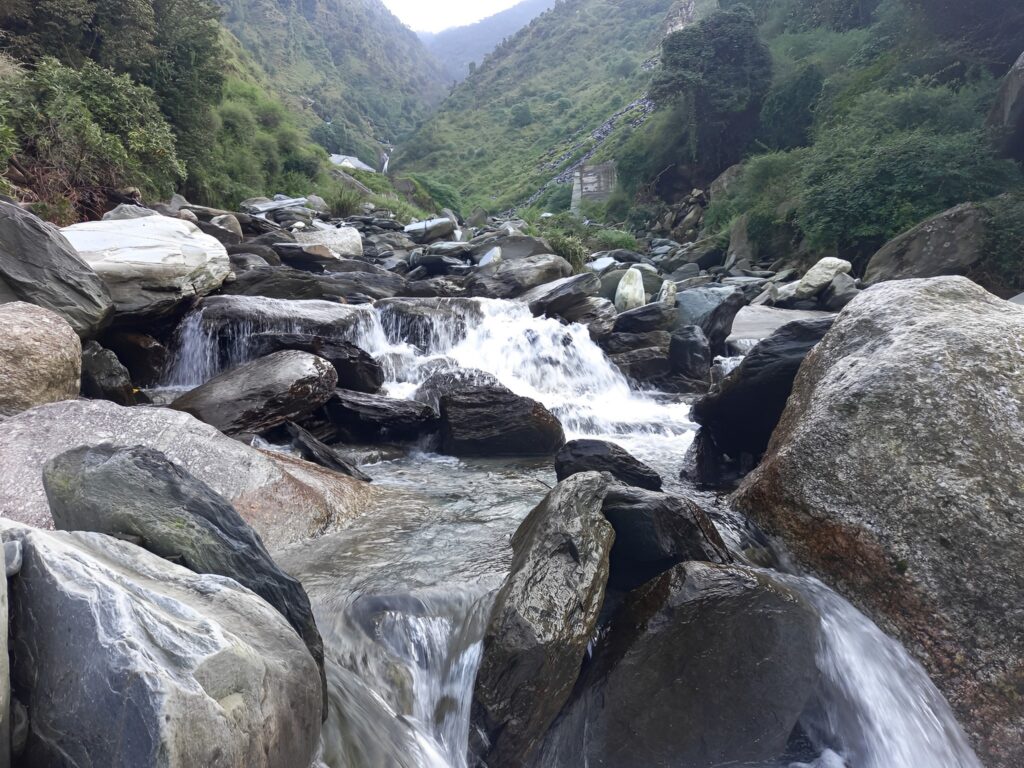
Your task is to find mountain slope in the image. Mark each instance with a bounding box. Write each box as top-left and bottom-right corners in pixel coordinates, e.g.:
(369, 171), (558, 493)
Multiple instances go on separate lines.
(217, 0), (449, 162)
(421, 0), (556, 84)
(396, 0), (702, 211)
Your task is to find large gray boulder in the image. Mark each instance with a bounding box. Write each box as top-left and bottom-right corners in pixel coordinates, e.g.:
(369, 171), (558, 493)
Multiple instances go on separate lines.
(471, 473), (615, 767)
(171, 351), (338, 438)
(42, 444), (327, 718)
(560, 296), (617, 340)
(0, 400), (370, 551)
(3, 525), (321, 768)
(533, 562), (820, 768)
(517, 273), (600, 317)
(864, 203), (988, 286)
(674, 286), (745, 355)
(732, 277), (1024, 768)
(0, 303), (81, 417)
(0, 202), (113, 337)
(467, 253), (573, 299)
(439, 383), (565, 457)
(61, 215), (230, 326)
(989, 50), (1024, 159)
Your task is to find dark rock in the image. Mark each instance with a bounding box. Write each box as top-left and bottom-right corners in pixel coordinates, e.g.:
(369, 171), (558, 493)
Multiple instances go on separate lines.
(80, 341), (140, 406)
(378, 297), (480, 350)
(187, 295), (366, 345)
(554, 439), (661, 490)
(222, 266), (407, 301)
(600, 484), (730, 590)
(409, 249), (468, 275)
(284, 421), (371, 482)
(559, 297), (617, 340)
(608, 348), (671, 383)
(669, 325), (711, 381)
(172, 351), (338, 437)
(471, 473), (615, 768)
(732, 278), (1024, 767)
(534, 562), (820, 768)
(0, 201), (113, 337)
(227, 243), (281, 266)
(42, 444), (328, 718)
(100, 332), (166, 387)
(439, 384), (565, 456)
(271, 243), (339, 272)
(989, 50), (1024, 160)
(693, 316), (834, 466)
(325, 389), (438, 441)
(517, 273), (600, 317)
(196, 218), (243, 246)
(600, 330), (671, 356)
(675, 285), (746, 355)
(821, 272), (859, 311)
(413, 367), (502, 411)
(249, 333), (383, 393)
(467, 254), (573, 298)
(612, 301), (675, 333)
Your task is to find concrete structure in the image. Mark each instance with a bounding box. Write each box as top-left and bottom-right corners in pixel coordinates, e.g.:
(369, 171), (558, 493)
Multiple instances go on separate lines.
(571, 162), (618, 215)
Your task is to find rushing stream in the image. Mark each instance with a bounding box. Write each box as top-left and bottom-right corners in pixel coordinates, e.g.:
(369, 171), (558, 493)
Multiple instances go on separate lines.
(168, 296), (981, 768)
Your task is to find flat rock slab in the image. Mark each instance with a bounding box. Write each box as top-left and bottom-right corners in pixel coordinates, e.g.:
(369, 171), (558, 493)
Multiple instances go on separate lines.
(727, 305), (834, 346)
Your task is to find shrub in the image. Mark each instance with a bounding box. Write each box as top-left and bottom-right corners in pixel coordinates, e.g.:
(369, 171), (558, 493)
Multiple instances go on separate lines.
(979, 194), (1024, 291)
(546, 231), (587, 274)
(593, 229), (638, 251)
(325, 187), (363, 217)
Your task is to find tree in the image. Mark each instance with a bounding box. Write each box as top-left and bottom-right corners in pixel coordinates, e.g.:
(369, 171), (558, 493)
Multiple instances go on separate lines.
(650, 5), (772, 184)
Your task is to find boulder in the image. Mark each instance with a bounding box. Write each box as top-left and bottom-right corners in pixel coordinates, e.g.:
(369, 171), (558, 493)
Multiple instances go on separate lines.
(294, 225), (363, 258)
(272, 243), (348, 272)
(674, 285), (746, 355)
(559, 297), (617, 340)
(554, 439), (661, 490)
(62, 215), (230, 326)
(600, 486), (730, 590)
(600, 330), (670, 356)
(219, 266), (331, 301)
(732, 277), (1024, 768)
(226, 243), (281, 266)
(439, 384), (565, 456)
(185, 296), (367, 348)
(404, 217), (456, 243)
(821, 272), (860, 311)
(727, 305), (835, 351)
(613, 267), (646, 312)
(80, 340), (138, 405)
(172, 351), (338, 438)
(693, 316), (834, 466)
(0, 303), (81, 417)
(467, 254), (572, 299)
(4, 526), (321, 768)
(228, 251), (271, 272)
(517, 273), (600, 317)
(249, 333), (383, 393)
(102, 331), (168, 386)
(378, 297), (479, 349)
(102, 204), (157, 221)
(42, 444), (327, 717)
(864, 203), (987, 286)
(669, 326), (711, 381)
(612, 301), (675, 333)
(210, 213), (243, 240)
(471, 473), (615, 767)
(283, 421), (371, 483)
(0, 201), (113, 337)
(412, 367), (503, 411)
(534, 562), (820, 768)
(0, 400), (369, 550)
(325, 389), (438, 441)
(988, 50), (1024, 159)
(793, 257), (852, 300)
(608, 348), (671, 383)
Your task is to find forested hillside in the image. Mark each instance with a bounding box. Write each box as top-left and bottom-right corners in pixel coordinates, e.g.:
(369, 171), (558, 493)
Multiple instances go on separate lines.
(421, 0), (556, 84)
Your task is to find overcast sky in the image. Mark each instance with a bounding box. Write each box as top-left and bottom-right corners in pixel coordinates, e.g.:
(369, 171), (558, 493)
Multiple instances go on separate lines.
(382, 0), (523, 33)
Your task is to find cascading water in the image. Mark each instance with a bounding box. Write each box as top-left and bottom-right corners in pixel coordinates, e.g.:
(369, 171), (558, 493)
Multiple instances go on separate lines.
(170, 295), (982, 768)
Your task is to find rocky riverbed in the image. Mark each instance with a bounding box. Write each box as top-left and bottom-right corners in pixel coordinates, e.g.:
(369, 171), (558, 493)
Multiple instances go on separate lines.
(0, 191), (1018, 768)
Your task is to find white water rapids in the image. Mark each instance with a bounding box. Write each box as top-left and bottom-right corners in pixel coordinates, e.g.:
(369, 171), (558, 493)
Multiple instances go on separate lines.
(167, 296), (981, 768)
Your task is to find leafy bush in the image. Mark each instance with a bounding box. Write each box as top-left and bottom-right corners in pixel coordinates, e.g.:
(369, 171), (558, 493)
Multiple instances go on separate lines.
(979, 194), (1024, 291)
(546, 232), (587, 274)
(593, 229), (638, 251)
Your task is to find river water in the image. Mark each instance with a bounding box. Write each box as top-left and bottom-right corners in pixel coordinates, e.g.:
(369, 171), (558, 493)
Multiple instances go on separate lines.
(169, 297), (981, 768)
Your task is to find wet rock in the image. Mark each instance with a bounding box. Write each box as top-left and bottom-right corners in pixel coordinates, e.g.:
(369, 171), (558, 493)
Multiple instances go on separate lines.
(600, 485), (730, 590)
(4, 526), (321, 768)
(0, 303), (81, 417)
(412, 367), (502, 411)
(325, 389), (438, 441)
(693, 316), (834, 469)
(674, 285), (746, 355)
(467, 254), (573, 299)
(61, 215), (230, 326)
(614, 267), (646, 312)
(471, 473), (615, 767)
(249, 333), (383, 393)
(559, 297), (617, 340)
(0, 399), (369, 549)
(793, 257), (852, 300)
(612, 300), (675, 333)
(189, 295), (367, 343)
(378, 297), (479, 349)
(102, 331), (168, 387)
(601, 330), (670, 356)
(609, 348), (671, 384)
(554, 439), (661, 490)
(732, 278), (1024, 767)
(80, 340), (139, 405)
(284, 421), (371, 482)
(172, 351), (337, 438)
(669, 325), (711, 381)
(518, 273), (600, 317)
(42, 444), (328, 718)
(439, 384), (565, 457)
(534, 562), (820, 768)
(0, 201), (113, 337)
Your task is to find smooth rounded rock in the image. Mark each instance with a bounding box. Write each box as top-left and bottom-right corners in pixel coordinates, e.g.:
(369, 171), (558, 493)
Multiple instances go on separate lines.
(0, 303), (81, 417)
(614, 267), (646, 312)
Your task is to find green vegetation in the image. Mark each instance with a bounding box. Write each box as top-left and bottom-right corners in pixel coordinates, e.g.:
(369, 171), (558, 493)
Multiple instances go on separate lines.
(979, 194), (1024, 289)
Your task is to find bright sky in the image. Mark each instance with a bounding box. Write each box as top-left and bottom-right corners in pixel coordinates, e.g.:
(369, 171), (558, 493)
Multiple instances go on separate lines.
(382, 0), (522, 33)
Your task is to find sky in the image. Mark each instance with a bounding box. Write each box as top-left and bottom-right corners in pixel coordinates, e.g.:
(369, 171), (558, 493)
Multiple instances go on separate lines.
(382, 0), (523, 33)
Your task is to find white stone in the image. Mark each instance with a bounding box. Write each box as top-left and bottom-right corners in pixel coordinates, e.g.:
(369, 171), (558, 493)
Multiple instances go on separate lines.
(657, 279), (677, 305)
(294, 225), (363, 258)
(62, 215), (230, 322)
(793, 257), (852, 299)
(614, 268), (647, 312)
